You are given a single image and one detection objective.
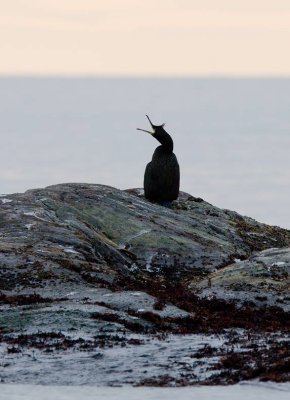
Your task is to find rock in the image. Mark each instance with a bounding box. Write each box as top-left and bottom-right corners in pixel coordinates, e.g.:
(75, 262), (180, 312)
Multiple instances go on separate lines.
(0, 183), (289, 295)
(194, 247), (290, 311)
(0, 183), (290, 385)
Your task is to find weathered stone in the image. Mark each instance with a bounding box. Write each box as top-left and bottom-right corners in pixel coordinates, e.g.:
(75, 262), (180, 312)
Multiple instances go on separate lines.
(1, 183), (289, 298)
(1, 183), (290, 386)
(194, 247), (290, 311)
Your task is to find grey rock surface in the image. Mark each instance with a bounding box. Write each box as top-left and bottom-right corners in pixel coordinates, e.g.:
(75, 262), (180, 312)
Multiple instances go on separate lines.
(1, 183), (289, 386)
(1, 183), (289, 298)
(194, 247), (290, 311)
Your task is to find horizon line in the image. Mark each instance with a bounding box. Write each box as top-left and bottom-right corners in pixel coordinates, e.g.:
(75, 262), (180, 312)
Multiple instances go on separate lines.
(0, 73), (290, 79)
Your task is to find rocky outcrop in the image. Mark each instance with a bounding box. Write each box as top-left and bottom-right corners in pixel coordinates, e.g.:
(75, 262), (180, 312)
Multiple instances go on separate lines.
(0, 183), (289, 295)
(194, 247), (290, 311)
(0, 183), (289, 385)
(1, 183), (290, 308)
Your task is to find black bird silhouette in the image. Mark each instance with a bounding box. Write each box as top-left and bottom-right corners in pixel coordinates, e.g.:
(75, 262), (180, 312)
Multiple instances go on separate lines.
(137, 115), (180, 203)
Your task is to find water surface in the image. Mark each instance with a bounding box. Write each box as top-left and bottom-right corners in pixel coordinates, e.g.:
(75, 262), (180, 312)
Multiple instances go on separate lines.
(1, 77), (290, 227)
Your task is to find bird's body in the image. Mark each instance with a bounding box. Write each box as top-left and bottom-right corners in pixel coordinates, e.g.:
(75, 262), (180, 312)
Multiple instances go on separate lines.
(137, 116), (180, 203)
(144, 146), (179, 202)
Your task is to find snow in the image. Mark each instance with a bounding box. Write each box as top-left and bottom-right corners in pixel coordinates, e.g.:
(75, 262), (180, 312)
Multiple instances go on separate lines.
(23, 211), (47, 222)
(0, 383), (289, 400)
(24, 224), (35, 230)
(271, 262), (286, 267)
(145, 253), (156, 272)
(0, 198), (12, 204)
(23, 211), (39, 217)
(63, 247), (80, 255)
(65, 291), (78, 297)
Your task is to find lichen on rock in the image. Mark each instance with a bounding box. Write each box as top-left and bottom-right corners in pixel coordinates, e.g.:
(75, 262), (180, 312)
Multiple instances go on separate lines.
(0, 183), (289, 385)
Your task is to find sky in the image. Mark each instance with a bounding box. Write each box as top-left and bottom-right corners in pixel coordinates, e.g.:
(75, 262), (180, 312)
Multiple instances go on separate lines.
(1, 0), (290, 76)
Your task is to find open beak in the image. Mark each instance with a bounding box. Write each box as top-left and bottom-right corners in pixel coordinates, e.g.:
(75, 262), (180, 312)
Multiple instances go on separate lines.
(146, 115), (154, 129)
(136, 115), (155, 135)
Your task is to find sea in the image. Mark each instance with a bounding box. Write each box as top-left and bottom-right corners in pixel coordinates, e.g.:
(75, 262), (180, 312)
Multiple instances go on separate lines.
(1, 77), (290, 398)
(1, 382), (290, 400)
(0, 77), (290, 228)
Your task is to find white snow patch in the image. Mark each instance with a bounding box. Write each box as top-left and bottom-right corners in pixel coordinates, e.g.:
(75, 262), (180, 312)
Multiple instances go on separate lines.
(271, 261), (286, 267)
(0, 198), (12, 204)
(25, 223), (35, 230)
(1, 383), (289, 400)
(23, 211), (48, 222)
(66, 291), (78, 297)
(145, 253), (156, 272)
(234, 258), (242, 263)
(24, 211), (39, 217)
(128, 263), (139, 272)
(63, 247), (80, 255)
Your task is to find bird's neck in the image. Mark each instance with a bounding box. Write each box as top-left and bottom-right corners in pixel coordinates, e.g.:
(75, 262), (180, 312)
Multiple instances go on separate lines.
(155, 131), (174, 153)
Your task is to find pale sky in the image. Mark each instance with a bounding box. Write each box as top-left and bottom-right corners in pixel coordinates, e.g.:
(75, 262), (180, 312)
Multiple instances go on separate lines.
(1, 0), (290, 76)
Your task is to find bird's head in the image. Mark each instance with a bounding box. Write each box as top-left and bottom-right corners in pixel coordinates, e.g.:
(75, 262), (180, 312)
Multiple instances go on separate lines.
(137, 115), (165, 137)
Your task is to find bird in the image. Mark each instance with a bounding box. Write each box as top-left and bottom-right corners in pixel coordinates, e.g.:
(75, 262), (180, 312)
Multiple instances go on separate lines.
(137, 115), (180, 203)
